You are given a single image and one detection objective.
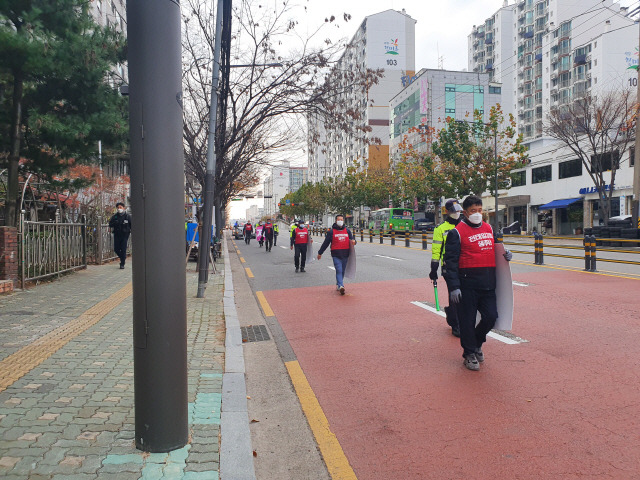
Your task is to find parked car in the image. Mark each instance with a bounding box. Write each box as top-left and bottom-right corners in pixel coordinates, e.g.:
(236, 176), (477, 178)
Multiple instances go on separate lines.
(414, 218), (436, 232)
(233, 225), (244, 239)
(502, 221), (522, 235)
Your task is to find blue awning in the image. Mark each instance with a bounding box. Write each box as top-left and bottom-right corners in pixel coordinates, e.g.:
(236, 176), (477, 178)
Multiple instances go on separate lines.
(538, 198), (582, 210)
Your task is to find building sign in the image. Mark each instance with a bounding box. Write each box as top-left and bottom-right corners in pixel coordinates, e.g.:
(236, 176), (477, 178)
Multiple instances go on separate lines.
(384, 38), (399, 55)
(401, 74), (418, 87)
(366, 15), (407, 70)
(579, 184), (631, 195)
(620, 195), (626, 216)
(420, 77), (429, 114)
(625, 47), (639, 71)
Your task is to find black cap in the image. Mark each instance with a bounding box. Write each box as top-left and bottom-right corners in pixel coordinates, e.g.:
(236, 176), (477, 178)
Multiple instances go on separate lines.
(444, 199), (462, 214)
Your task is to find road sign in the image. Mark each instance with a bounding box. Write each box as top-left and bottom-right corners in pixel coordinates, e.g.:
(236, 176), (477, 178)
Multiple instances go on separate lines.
(286, 199), (291, 206)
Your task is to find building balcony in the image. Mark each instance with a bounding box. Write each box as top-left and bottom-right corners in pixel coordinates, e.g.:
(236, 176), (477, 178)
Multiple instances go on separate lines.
(535, 53), (542, 62)
(574, 54), (587, 65)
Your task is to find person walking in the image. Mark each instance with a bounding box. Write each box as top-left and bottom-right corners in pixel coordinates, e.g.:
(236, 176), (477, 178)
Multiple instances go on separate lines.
(263, 219), (274, 252)
(290, 219), (310, 272)
(430, 199), (463, 337)
(317, 214), (355, 295)
(273, 223), (279, 246)
(443, 195), (512, 371)
(243, 222), (253, 244)
(108, 202), (132, 269)
(256, 222), (264, 248)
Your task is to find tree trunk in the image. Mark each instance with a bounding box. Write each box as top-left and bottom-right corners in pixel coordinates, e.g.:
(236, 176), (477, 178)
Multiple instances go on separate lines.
(4, 72), (24, 227)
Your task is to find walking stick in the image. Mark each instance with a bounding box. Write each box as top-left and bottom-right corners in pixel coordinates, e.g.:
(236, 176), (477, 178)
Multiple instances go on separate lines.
(433, 280), (440, 311)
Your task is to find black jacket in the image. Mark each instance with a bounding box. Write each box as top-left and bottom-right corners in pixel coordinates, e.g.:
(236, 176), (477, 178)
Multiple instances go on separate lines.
(109, 212), (132, 236)
(318, 223), (353, 258)
(443, 217), (496, 291)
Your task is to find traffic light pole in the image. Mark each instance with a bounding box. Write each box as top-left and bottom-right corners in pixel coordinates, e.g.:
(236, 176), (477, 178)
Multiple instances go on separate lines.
(127, 0), (188, 452)
(197, 0), (225, 298)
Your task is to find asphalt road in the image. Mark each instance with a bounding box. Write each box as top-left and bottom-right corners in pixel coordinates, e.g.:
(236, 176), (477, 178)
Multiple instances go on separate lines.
(229, 229), (640, 479)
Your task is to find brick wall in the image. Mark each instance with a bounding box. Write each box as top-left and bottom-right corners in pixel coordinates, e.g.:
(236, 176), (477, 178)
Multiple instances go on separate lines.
(0, 226), (18, 288)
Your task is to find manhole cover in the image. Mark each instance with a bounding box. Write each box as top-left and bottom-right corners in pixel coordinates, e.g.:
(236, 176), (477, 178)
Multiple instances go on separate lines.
(240, 325), (270, 343)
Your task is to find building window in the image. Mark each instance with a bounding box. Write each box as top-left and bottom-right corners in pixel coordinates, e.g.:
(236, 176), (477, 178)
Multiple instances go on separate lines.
(631, 147), (635, 167)
(511, 170), (526, 187)
(559, 158), (582, 178)
(489, 85), (501, 94)
(590, 151), (619, 173)
(532, 165), (552, 183)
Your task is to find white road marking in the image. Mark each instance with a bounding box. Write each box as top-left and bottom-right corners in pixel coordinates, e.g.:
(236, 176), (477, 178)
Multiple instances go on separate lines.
(410, 301), (526, 345)
(374, 254), (402, 261)
(279, 245), (287, 249)
(512, 281), (529, 287)
(328, 266), (335, 271)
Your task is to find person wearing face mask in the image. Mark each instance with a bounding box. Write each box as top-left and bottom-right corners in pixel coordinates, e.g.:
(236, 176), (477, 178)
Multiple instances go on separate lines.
(317, 214), (356, 295)
(290, 219), (310, 272)
(443, 195), (512, 371)
(108, 202), (132, 269)
(429, 199), (463, 337)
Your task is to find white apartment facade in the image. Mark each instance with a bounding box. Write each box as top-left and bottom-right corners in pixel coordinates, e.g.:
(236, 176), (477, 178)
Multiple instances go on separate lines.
(389, 68), (503, 162)
(263, 162), (308, 217)
(308, 9), (416, 183)
(468, 0), (516, 119)
(90, 0), (128, 86)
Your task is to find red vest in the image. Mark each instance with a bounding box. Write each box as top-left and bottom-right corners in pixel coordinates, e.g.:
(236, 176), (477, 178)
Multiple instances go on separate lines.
(264, 223), (273, 233)
(331, 229), (350, 250)
(245, 224), (252, 232)
(294, 227), (308, 244)
(456, 221), (495, 269)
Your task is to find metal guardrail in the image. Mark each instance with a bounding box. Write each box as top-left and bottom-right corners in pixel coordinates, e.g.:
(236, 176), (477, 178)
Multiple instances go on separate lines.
(20, 212), (87, 288)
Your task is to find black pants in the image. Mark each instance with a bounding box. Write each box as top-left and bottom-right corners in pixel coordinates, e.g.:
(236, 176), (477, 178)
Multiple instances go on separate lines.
(265, 236), (273, 251)
(443, 280), (459, 330)
(294, 244), (307, 269)
(274, 234), (278, 246)
(245, 234), (251, 244)
(114, 234), (129, 266)
(457, 288), (498, 356)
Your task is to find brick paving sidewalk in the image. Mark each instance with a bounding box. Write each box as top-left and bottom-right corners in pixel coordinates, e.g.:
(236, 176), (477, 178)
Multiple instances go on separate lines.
(0, 259), (224, 479)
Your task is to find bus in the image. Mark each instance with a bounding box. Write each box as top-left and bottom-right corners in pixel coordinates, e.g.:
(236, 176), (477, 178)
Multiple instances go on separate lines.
(368, 208), (414, 233)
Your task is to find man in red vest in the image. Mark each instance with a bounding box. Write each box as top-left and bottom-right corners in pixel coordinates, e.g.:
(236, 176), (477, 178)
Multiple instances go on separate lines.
(263, 219), (274, 252)
(443, 195), (512, 371)
(243, 222), (253, 245)
(290, 219), (310, 272)
(317, 214), (356, 295)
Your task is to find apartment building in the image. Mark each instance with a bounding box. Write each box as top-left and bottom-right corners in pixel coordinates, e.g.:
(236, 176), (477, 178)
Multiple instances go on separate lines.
(308, 9), (416, 183)
(90, 0), (128, 86)
(468, 0), (516, 118)
(389, 68), (503, 163)
(263, 162), (308, 217)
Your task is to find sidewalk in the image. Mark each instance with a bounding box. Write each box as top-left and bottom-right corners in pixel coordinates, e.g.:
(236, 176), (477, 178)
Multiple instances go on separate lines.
(0, 254), (226, 479)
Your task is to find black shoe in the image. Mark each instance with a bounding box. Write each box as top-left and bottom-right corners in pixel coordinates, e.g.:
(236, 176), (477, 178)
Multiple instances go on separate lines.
(452, 327), (460, 337)
(120, 264), (125, 269)
(295, 267), (299, 273)
(300, 268), (305, 272)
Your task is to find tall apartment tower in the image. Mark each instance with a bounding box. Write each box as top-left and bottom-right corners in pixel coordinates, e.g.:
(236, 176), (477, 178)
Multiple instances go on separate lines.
(469, 0), (636, 148)
(308, 9), (416, 183)
(90, 0), (128, 86)
(468, 1), (516, 119)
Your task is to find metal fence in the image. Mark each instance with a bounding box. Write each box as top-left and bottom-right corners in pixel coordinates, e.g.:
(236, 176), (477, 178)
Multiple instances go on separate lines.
(20, 212), (87, 287)
(19, 213), (131, 287)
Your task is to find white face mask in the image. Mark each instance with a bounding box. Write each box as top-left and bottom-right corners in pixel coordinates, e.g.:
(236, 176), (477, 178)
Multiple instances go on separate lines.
(336, 220), (344, 227)
(117, 208), (124, 214)
(449, 212), (460, 220)
(468, 212), (483, 224)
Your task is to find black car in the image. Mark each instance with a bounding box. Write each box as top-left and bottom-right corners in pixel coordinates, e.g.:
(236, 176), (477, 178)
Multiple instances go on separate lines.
(414, 219), (436, 232)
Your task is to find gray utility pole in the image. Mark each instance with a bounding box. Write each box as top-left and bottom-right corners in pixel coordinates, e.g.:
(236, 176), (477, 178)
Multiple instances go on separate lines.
(633, 18), (640, 228)
(494, 129), (499, 233)
(127, 0), (188, 452)
(197, 0), (226, 298)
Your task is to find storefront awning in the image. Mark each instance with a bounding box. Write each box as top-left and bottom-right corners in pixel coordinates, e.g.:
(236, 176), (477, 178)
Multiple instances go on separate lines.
(538, 198), (582, 210)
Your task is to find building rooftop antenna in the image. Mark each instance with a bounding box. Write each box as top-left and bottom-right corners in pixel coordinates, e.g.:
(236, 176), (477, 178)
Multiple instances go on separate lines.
(437, 43), (444, 70)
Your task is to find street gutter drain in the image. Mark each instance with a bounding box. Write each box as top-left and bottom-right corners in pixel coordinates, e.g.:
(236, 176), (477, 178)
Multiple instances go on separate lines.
(240, 325), (270, 343)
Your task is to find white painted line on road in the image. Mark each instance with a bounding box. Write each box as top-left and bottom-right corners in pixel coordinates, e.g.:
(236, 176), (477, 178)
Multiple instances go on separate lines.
(374, 254), (402, 261)
(512, 281), (529, 287)
(328, 266), (335, 271)
(280, 245), (287, 249)
(410, 301), (526, 345)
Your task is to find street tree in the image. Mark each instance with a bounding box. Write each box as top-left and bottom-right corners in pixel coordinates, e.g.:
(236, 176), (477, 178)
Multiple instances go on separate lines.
(181, 0), (383, 230)
(0, 0), (127, 226)
(546, 89), (636, 224)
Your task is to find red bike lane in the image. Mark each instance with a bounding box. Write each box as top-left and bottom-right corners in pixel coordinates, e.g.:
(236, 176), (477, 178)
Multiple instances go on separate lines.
(263, 269), (640, 480)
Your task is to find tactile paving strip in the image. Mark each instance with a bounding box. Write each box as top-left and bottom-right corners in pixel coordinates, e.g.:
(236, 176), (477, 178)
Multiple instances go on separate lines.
(0, 282), (133, 393)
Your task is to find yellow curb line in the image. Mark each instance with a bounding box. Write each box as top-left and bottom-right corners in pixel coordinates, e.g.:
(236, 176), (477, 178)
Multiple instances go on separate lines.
(0, 282), (133, 393)
(286, 360), (357, 480)
(240, 257), (245, 263)
(245, 267), (254, 278)
(255, 291), (274, 317)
